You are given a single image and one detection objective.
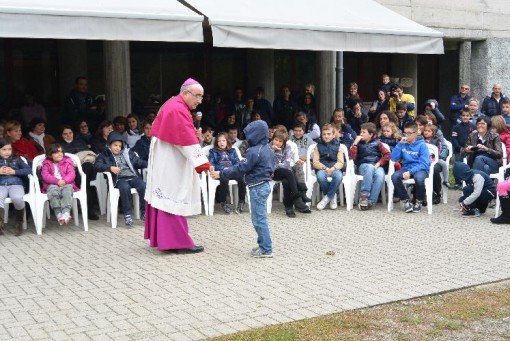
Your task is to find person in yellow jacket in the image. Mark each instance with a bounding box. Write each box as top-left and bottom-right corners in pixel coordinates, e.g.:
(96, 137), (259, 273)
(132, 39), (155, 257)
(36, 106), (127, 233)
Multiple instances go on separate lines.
(389, 83), (416, 118)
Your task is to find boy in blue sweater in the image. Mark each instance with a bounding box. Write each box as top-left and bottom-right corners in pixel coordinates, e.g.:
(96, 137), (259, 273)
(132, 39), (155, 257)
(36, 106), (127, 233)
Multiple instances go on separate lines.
(391, 122), (430, 213)
(211, 120), (275, 258)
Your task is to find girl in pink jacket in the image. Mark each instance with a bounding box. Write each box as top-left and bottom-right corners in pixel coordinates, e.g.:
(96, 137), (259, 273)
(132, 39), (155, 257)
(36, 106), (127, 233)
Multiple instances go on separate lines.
(41, 144), (79, 225)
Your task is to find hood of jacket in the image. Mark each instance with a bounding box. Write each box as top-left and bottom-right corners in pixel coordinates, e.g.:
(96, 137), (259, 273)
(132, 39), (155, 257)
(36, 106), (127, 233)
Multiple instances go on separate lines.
(424, 99), (439, 108)
(243, 120), (268, 147)
(107, 131), (127, 149)
(453, 162), (473, 182)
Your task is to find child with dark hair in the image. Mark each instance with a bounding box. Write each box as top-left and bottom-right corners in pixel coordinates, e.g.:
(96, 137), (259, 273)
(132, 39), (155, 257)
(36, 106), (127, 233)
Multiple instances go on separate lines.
(126, 114), (142, 148)
(199, 126), (215, 148)
(395, 101), (414, 132)
(208, 132), (246, 214)
(95, 132), (148, 227)
(349, 122), (390, 210)
(132, 120), (153, 161)
(271, 130), (311, 217)
(453, 162), (496, 217)
(0, 138), (31, 235)
(41, 143), (79, 225)
(391, 122), (430, 213)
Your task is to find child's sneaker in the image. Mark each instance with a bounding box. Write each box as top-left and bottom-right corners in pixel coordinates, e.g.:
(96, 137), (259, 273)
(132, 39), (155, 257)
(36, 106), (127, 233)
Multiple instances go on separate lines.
(317, 195), (330, 210)
(125, 215), (133, 227)
(402, 199), (413, 213)
(57, 213), (65, 225)
(413, 200), (423, 213)
(63, 212), (72, 225)
(442, 181), (451, 189)
(235, 201), (245, 214)
(329, 194), (338, 210)
(359, 192), (369, 211)
(250, 248), (273, 258)
(221, 202), (233, 215)
(140, 210), (146, 221)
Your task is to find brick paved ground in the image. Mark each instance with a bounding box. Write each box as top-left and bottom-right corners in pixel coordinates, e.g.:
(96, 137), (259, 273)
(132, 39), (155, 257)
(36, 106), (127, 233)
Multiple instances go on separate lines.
(1, 190), (509, 340)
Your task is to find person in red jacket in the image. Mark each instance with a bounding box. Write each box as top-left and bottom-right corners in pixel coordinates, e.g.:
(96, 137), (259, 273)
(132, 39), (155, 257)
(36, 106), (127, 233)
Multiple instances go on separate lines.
(4, 120), (39, 161)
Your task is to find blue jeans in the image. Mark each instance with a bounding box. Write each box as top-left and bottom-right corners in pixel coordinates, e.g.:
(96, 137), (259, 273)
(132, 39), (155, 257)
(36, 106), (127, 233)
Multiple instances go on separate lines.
(115, 176), (146, 216)
(358, 163), (385, 204)
(316, 169), (343, 200)
(249, 182), (272, 253)
(472, 155), (499, 175)
(391, 169), (428, 201)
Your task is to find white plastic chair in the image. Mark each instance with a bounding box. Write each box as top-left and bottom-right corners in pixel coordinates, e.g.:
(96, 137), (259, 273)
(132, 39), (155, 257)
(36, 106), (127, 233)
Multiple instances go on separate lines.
(90, 172), (107, 215)
(387, 144), (438, 214)
(349, 142), (391, 210)
(441, 139), (453, 204)
(104, 172), (140, 228)
(3, 157), (36, 231)
(32, 154), (89, 235)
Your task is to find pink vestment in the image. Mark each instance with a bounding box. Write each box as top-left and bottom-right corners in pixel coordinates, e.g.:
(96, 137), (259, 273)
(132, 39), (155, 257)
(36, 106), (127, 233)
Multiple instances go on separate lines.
(144, 94), (208, 250)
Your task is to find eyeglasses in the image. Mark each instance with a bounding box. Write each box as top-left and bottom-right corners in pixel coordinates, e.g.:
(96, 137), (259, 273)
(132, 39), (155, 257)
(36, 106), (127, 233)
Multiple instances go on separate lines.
(186, 90), (203, 100)
(461, 87), (470, 90)
(79, 124), (88, 128)
(404, 131), (417, 135)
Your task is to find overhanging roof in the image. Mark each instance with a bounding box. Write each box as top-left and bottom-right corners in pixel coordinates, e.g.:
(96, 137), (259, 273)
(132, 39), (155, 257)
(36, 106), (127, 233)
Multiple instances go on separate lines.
(0, 0), (204, 42)
(185, 0), (444, 54)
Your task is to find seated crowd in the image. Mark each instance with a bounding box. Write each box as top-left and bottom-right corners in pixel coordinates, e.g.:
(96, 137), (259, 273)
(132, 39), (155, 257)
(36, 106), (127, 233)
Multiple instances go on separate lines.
(198, 77), (510, 222)
(0, 109), (154, 234)
(3, 75), (510, 236)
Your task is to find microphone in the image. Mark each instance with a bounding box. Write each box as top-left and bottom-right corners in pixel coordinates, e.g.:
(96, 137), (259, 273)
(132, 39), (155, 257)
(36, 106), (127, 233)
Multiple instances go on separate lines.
(194, 112), (202, 129)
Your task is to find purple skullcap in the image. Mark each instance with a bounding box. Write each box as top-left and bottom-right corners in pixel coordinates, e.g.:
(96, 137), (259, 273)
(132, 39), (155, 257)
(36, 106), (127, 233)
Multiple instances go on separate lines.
(182, 78), (200, 87)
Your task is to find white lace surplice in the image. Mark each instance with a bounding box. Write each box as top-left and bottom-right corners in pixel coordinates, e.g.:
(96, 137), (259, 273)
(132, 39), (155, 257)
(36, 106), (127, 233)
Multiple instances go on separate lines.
(145, 137), (208, 216)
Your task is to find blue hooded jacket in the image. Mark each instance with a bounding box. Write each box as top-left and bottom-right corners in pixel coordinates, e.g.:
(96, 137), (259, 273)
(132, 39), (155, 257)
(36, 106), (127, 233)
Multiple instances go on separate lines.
(221, 120), (275, 186)
(391, 137), (430, 175)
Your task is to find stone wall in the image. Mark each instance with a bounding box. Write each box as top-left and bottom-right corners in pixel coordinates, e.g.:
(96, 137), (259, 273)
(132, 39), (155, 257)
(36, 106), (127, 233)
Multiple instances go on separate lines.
(375, 0), (510, 40)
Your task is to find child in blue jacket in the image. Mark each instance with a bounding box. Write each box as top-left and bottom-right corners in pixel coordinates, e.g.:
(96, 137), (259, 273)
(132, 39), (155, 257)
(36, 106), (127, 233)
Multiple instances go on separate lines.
(390, 122), (430, 213)
(95, 132), (148, 227)
(0, 138), (31, 236)
(211, 120), (275, 258)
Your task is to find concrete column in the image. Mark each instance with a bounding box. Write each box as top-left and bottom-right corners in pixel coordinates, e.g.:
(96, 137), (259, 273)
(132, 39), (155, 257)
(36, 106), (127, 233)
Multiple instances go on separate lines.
(247, 50), (275, 103)
(391, 54), (418, 102)
(103, 41), (131, 120)
(316, 51), (336, 125)
(471, 38), (510, 101)
(459, 41), (471, 87)
(58, 40), (88, 106)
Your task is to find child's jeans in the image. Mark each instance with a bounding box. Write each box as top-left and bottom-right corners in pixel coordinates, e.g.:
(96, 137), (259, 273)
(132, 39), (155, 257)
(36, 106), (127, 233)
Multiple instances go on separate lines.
(249, 181), (272, 254)
(0, 185), (25, 209)
(316, 169), (343, 200)
(47, 184), (73, 215)
(115, 177), (146, 217)
(391, 169), (428, 201)
(358, 163), (385, 204)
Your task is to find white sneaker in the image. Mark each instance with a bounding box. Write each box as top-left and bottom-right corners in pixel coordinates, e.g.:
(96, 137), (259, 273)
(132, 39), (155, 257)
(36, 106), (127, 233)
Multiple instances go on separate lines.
(317, 196), (330, 210)
(329, 194), (338, 209)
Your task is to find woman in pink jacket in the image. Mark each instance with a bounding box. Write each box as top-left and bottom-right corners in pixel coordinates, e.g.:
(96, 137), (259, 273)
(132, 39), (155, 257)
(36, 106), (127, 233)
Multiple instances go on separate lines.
(41, 143), (79, 225)
(491, 115), (510, 163)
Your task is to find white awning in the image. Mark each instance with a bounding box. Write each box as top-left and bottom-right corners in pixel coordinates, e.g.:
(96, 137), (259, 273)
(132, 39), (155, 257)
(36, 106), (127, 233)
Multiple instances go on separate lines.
(0, 0), (204, 42)
(185, 0), (444, 54)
